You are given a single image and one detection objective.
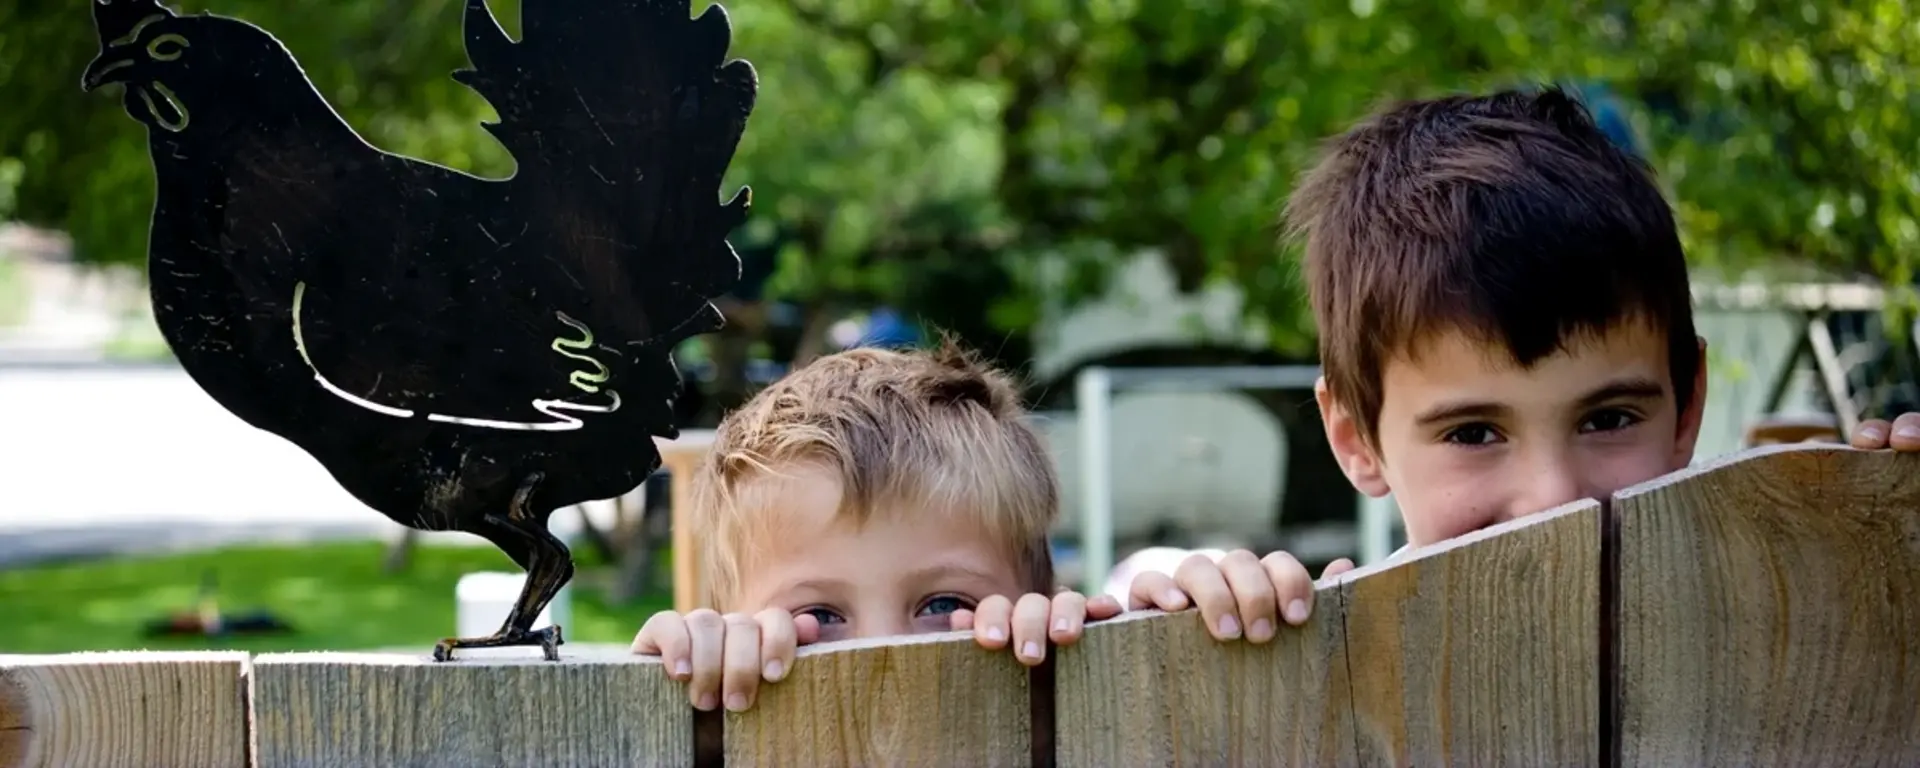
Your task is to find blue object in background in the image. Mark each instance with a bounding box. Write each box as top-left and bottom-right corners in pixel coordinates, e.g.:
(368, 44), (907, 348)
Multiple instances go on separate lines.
(856, 307), (923, 349)
(1571, 81), (1642, 157)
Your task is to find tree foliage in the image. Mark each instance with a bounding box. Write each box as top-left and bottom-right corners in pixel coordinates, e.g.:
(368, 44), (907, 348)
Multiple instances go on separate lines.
(3, 0), (1913, 359)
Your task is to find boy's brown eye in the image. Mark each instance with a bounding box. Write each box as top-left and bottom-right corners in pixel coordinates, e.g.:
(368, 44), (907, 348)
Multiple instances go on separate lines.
(1581, 409), (1641, 433)
(1444, 423), (1499, 446)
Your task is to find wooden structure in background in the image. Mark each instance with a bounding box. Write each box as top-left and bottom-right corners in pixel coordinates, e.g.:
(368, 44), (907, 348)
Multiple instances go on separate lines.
(3, 444), (1914, 767)
(656, 430), (716, 613)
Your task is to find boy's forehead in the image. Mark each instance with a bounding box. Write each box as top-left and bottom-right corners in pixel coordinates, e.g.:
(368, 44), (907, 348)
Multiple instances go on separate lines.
(1381, 324), (1674, 413)
(1391, 313), (1673, 372)
(731, 462), (1005, 547)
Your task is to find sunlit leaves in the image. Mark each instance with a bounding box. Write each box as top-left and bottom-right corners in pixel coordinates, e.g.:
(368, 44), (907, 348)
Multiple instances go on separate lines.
(3, 0), (1913, 346)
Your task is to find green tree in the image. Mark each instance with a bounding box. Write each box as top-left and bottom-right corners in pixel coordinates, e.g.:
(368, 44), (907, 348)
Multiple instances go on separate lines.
(2, 0), (524, 266)
(779, 0), (1920, 352)
(7, 0), (1914, 374)
(1604, 0), (1920, 294)
(2, 0), (1011, 367)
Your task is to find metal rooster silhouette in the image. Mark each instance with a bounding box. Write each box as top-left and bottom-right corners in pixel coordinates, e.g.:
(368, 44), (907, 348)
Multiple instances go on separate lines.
(82, 0), (755, 661)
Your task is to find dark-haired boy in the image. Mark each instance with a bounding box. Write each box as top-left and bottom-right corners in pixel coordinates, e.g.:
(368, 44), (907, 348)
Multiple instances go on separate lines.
(1127, 86), (1920, 641)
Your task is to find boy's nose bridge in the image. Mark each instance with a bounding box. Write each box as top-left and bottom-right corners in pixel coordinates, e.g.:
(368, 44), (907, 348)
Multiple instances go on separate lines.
(1513, 442), (1588, 516)
(854, 611), (913, 639)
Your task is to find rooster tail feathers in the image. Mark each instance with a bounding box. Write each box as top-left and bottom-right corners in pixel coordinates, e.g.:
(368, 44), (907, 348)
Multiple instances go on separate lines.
(450, 0), (517, 143)
(450, 0), (757, 178)
(452, 0), (757, 309)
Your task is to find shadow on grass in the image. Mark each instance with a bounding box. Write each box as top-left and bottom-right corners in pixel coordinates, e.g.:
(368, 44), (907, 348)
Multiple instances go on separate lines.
(0, 539), (672, 654)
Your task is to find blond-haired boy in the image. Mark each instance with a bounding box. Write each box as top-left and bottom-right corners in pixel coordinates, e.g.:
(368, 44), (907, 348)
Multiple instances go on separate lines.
(632, 341), (1123, 712)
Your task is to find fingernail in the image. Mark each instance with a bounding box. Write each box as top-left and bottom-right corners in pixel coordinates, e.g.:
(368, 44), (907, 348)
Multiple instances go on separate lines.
(1899, 425), (1920, 440)
(673, 659), (691, 677)
(1285, 600), (1309, 624)
(987, 625), (1006, 642)
(1250, 618), (1272, 641)
(725, 693), (748, 712)
(1021, 641), (1041, 659)
(1862, 425), (1887, 442)
(1053, 618), (1069, 633)
(1218, 615), (1241, 638)
(763, 660), (784, 681)
(1163, 590), (1186, 608)
(697, 692), (718, 711)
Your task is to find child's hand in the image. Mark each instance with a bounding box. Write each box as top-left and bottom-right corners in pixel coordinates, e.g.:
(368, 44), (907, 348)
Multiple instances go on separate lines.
(953, 590), (1125, 666)
(1126, 550), (1356, 643)
(1850, 413), (1920, 452)
(630, 608), (820, 712)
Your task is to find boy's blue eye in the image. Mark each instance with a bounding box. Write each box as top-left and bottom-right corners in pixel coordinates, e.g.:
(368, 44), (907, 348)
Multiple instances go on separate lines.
(1443, 423), (1500, 446)
(800, 607), (846, 625)
(916, 595), (973, 617)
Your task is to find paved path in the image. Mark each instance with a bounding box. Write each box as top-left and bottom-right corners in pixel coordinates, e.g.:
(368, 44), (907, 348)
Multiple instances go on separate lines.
(0, 364), (625, 567)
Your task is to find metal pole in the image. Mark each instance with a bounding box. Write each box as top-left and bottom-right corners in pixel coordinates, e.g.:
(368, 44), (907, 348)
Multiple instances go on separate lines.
(1805, 313), (1860, 436)
(1359, 493), (1396, 565)
(1076, 366), (1114, 594)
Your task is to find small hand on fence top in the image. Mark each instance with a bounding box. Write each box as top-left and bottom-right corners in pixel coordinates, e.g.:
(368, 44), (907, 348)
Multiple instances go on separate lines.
(632, 607), (819, 713)
(1126, 550), (1356, 643)
(1850, 412), (1920, 452)
(952, 589), (1125, 666)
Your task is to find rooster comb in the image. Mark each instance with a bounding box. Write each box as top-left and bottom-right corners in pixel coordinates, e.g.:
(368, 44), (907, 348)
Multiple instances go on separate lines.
(93, 0), (175, 48)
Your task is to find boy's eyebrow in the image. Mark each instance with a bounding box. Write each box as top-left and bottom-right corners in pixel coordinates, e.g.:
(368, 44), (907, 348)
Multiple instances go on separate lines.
(764, 564), (1003, 605)
(771, 577), (852, 597)
(1575, 376), (1668, 408)
(1414, 376), (1670, 427)
(906, 562), (1004, 586)
(1414, 400), (1510, 428)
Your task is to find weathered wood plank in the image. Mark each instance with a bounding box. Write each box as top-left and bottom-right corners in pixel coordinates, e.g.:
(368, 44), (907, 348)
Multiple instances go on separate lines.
(1053, 582), (1356, 765)
(249, 649), (689, 768)
(1614, 444), (1920, 766)
(726, 631), (1030, 767)
(1342, 498), (1600, 766)
(0, 651), (249, 768)
(1055, 497), (1600, 767)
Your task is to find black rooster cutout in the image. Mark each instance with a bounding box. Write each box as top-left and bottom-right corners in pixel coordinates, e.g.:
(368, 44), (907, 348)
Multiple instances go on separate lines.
(81, 0), (755, 661)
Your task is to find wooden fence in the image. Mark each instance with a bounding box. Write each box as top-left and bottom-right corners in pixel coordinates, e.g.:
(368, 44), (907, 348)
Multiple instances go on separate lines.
(3, 443), (1916, 767)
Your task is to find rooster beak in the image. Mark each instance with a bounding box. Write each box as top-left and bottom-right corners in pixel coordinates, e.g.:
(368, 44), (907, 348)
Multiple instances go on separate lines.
(82, 54), (138, 92)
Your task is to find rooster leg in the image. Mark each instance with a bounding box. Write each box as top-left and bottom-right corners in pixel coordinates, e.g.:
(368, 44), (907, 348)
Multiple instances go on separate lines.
(431, 480), (577, 662)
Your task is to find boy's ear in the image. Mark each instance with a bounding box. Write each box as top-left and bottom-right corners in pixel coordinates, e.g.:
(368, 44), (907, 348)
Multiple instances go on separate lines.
(1671, 335), (1710, 468)
(1315, 376), (1391, 498)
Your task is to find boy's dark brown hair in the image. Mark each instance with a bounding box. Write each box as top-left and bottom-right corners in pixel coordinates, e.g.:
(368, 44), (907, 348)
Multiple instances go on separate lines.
(1283, 85), (1698, 449)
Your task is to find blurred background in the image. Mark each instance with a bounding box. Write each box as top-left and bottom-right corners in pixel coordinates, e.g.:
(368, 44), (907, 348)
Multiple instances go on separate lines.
(2, 0), (1915, 655)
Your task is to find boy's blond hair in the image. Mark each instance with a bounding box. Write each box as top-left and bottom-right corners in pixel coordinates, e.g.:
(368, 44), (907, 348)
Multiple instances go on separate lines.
(691, 340), (1057, 609)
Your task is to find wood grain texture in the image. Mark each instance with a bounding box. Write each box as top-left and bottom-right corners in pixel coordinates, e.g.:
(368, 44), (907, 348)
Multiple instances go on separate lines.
(1055, 498), (1599, 768)
(249, 649), (689, 768)
(1341, 499), (1600, 766)
(0, 651), (248, 768)
(1614, 444), (1920, 766)
(726, 631), (1030, 767)
(1054, 597), (1355, 767)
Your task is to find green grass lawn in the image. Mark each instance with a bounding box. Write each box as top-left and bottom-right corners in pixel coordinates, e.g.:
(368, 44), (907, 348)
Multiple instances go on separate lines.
(0, 540), (672, 655)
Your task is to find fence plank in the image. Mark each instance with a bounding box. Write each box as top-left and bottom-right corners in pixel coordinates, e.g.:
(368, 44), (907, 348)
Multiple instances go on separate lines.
(725, 632), (1030, 767)
(1053, 583), (1356, 765)
(0, 651), (249, 768)
(249, 649), (689, 768)
(1055, 497), (1599, 767)
(1614, 445), (1920, 765)
(1341, 498), (1600, 766)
